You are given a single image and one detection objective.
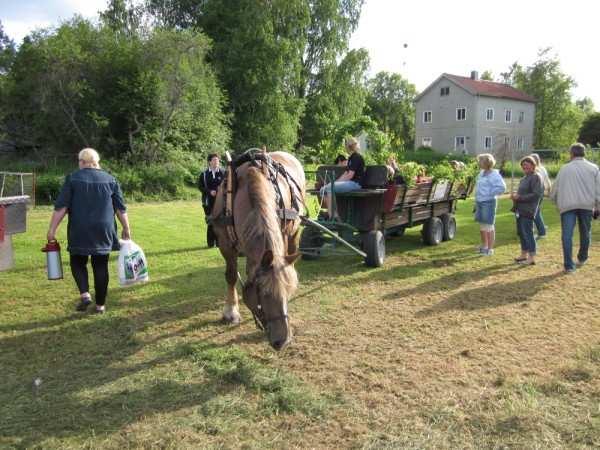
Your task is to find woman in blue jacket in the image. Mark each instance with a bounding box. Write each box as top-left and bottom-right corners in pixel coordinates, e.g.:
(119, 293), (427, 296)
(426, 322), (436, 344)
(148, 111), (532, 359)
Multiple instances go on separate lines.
(47, 148), (130, 314)
(475, 153), (506, 256)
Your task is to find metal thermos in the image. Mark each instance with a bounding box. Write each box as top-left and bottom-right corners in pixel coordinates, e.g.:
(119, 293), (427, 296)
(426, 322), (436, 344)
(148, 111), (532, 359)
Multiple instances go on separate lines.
(42, 240), (63, 280)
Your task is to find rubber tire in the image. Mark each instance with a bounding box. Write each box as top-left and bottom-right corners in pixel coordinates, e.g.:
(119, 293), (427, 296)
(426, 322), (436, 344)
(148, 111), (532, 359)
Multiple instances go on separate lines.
(364, 230), (385, 267)
(441, 214), (457, 241)
(422, 217), (443, 246)
(300, 227), (324, 260)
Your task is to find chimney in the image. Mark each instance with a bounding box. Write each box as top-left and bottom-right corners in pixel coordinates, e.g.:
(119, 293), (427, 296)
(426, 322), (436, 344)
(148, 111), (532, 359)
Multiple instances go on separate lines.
(470, 71), (479, 80)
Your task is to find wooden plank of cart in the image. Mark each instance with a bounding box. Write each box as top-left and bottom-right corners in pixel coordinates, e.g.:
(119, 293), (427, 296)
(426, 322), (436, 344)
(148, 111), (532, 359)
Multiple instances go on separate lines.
(300, 165), (472, 267)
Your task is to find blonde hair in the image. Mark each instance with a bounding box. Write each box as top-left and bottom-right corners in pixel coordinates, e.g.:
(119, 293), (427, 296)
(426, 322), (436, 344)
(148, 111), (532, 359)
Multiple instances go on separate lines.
(529, 153), (541, 166)
(78, 148), (100, 168)
(345, 136), (360, 152)
(477, 153), (495, 170)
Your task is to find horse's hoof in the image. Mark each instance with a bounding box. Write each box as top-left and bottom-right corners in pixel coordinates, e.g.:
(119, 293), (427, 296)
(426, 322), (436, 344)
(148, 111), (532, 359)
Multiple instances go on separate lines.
(222, 313), (241, 325)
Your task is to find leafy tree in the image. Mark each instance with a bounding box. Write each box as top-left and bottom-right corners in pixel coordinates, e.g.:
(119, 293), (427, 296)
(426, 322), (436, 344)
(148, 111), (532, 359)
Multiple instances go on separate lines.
(0, 20), (15, 74)
(301, 48), (369, 154)
(480, 70), (494, 81)
(579, 113), (600, 147)
(365, 71), (417, 150)
(576, 97), (595, 116)
(2, 18), (229, 164)
(512, 48), (581, 148)
(147, 0), (365, 151)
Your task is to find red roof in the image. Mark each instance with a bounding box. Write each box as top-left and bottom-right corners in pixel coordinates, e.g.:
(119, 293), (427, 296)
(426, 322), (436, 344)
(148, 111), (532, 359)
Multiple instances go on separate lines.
(444, 73), (536, 103)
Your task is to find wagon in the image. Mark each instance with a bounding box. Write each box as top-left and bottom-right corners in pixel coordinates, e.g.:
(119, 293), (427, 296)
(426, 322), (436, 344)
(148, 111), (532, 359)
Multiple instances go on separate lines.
(299, 165), (472, 267)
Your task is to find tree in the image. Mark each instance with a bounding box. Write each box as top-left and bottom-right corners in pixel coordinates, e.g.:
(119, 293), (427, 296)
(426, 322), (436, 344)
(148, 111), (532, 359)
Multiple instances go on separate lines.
(579, 113), (600, 147)
(146, 0), (365, 151)
(480, 70), (494, 81)
(576, 97), (596, 116)
(512, 48), (581, 148)
(1, 17), (230, 163)
(0, 20), (15, 75)
(366, 71), (417, 150)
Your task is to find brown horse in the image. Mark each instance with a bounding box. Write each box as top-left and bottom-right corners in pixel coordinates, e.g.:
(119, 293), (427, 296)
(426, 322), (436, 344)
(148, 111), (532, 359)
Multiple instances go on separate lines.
(211, 151), (306, 351)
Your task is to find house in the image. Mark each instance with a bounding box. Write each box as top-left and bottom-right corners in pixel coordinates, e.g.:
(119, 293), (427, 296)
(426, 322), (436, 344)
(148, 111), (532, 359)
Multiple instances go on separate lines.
(414, 72), (536, 157)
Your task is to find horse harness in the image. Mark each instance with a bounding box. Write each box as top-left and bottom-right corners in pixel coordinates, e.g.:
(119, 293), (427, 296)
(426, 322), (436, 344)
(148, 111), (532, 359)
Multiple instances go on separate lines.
(214, 149), (304, 331)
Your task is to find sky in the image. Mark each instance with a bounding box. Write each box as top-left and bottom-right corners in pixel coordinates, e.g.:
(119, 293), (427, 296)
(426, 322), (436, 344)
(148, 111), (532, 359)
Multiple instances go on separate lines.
(2, 0), (599, 107)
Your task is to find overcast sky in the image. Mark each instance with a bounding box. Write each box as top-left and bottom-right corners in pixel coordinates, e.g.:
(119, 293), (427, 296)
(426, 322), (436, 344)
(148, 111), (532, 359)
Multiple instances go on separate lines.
(2, 0), (599, 107)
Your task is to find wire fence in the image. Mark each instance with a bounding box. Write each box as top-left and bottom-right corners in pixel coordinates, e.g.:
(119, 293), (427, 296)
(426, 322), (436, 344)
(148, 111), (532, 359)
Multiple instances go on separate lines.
(0, 172), (36, 207)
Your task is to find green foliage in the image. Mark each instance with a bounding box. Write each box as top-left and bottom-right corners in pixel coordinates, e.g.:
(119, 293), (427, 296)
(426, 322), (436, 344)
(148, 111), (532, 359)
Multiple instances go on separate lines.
(511, 48), (583, 149)
(1, 17), (229, 166)
(578, 112), (600, 147)
(35, 173), (65, 204)
(366, 71), (417, 150)
(396, 161), (425, 187)
(402, 147), (470, 166)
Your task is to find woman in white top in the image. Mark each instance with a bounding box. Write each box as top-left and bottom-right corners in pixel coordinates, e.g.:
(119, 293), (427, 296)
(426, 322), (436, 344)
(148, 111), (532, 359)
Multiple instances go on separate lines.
(530, 153), (551, 239)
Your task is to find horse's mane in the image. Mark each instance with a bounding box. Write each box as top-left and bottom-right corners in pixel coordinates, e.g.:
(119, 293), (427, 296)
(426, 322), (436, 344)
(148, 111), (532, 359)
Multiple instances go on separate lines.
(242, 166), (298, 299)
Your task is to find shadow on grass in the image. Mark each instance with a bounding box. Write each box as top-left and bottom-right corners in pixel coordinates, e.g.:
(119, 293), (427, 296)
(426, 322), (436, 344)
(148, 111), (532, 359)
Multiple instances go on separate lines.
(415, 272), (559, 317)
(0, 265), (267, 447)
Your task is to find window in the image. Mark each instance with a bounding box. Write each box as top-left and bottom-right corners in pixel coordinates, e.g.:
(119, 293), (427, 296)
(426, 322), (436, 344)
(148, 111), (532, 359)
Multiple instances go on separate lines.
(484, 136), (493, 150)
(456, 107), (466, 121)
(517, 137), (525, 150)
(440, 86), (450, 96)
(486, 108), (494, 121)
(519, 111), (524, 123)
(505, 109), (512, 123)
(422, 137), (432, 147)
(423, 111), (432, 123)
(454, 136), (466, 151)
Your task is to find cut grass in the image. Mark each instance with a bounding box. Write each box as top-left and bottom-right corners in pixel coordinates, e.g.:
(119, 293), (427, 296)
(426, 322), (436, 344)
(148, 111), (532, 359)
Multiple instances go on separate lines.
(1, 197), (600, 448)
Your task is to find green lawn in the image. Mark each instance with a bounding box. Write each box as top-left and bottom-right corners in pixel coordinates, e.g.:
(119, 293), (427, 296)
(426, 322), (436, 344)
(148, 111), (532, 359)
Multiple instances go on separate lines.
(1, 198), (600, 449)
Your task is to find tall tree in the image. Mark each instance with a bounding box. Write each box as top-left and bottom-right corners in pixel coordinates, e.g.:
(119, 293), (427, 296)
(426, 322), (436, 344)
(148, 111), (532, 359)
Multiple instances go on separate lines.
(147, 0), (365, 151)
(579, 113), (600, 147)
(576, 97), (596, 116)
(366, 71), (417, 150)
(512, 48), (580, 148)
(0, 20), (15, 75)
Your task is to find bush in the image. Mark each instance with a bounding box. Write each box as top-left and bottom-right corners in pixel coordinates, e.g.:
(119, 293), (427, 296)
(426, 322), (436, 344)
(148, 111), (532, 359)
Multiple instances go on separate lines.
(35, 173), (65, 204)
(401, 147), (470, 166)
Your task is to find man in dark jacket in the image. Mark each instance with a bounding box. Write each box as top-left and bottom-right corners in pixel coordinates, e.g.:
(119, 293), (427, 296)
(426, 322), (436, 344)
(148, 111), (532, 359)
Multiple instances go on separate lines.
(198, 153), (225, 247)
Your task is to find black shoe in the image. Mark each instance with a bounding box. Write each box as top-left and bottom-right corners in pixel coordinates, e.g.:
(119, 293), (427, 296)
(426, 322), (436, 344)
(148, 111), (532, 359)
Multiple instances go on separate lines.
(76, 298), (92, 312)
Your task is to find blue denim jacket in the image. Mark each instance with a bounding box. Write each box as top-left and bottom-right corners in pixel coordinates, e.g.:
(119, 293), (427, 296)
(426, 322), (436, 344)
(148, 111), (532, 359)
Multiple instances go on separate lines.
(55, 168), (126, 255)
(475, 169), (506, 202)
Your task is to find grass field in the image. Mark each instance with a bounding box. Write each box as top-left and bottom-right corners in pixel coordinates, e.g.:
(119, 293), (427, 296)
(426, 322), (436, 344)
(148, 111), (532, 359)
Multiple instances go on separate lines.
(2, 197), (600, 449)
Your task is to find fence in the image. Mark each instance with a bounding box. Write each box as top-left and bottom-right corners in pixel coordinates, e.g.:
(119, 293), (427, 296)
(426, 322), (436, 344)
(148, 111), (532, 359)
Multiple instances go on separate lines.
(0, 172), (36, 207)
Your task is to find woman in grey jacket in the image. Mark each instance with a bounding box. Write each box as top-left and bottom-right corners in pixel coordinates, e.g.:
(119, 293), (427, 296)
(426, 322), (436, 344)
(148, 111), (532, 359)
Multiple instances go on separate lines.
(510, 156), (544, 265)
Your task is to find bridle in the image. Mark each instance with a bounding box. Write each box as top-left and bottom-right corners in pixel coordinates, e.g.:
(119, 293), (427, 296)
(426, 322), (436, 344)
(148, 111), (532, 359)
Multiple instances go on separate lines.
(237, 268), (289, 332)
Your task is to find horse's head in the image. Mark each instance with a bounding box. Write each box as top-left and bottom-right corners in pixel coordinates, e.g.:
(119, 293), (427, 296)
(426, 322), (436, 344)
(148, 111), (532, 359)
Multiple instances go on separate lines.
(243, 249), (299, 351)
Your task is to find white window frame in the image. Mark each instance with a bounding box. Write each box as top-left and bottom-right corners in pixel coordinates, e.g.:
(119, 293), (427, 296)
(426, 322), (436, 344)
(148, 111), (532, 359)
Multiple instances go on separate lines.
(456, 107), (466, 121)
(454, 136), (466, 151)
(505, 109), (512, 123)
(518, 111), (524, 123)
(517, 136), (525, 150)
(484, 136), (493, 150)
(422, 137), (432, 148)
(485, 108), (494, 121)
(423, 111), (432, 123)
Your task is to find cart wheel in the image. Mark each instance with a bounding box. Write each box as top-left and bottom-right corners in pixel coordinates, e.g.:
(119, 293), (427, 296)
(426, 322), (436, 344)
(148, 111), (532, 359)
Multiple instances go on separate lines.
(422, 217), (443, 246)
(300, 226), (324, 260)
(441, 214), (457, 241)
(364, 230), (385, 267)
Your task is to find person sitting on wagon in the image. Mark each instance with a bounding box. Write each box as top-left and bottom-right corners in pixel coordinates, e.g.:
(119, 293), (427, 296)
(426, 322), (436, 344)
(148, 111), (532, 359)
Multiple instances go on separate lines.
(334, 154), (347, 166)
(320, 137), (365, 219)
(386, 155), (405, 185)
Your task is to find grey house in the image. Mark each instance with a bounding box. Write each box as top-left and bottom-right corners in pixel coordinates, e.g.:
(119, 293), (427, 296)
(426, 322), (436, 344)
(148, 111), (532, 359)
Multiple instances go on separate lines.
(414, 72), (536, 157)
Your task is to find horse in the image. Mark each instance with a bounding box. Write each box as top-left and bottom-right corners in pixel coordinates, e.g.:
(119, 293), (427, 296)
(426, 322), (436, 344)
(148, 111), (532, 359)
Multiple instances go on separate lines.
(210, 151), (306, 351)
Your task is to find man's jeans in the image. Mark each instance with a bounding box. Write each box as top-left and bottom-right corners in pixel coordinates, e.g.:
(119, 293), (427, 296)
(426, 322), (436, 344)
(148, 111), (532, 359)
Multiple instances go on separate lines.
(516, 216), (536, 255)
(534, 200), (546, 237)
(560, 209), (593, 270)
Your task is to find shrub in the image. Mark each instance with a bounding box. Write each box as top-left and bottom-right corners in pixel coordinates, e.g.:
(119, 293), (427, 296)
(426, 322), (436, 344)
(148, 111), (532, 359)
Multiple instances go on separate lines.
(35, 173), (65, 204)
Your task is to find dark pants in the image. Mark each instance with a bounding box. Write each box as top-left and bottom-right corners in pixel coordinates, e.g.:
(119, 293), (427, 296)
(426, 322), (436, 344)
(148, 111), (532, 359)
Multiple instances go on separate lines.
(70, 254), (110, 305)
(534, 199), (546, 237)
(560, 209), (593, 270)
(203, 201), (217, 247)
(516, 216), (536, 255)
